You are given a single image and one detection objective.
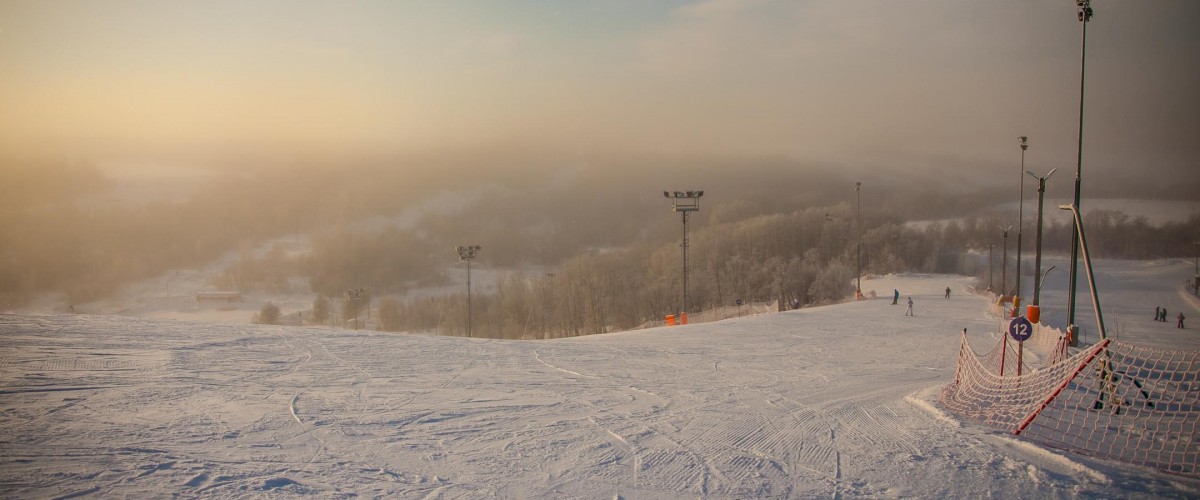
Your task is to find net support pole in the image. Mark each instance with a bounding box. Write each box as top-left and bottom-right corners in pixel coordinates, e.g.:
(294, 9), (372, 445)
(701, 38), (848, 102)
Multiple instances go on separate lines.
(1017, 340), (1024, 377)
(1000, 333), (1008, 377)
(1014, 338), (1111, 436)
(1062, 203), (1107, 339)
(953, 328), (967, 385)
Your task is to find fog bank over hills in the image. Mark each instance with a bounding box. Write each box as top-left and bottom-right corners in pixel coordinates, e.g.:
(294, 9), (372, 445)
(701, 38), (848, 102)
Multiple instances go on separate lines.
(87, 145), (1200, 214)
(3, 148), (1197, 332)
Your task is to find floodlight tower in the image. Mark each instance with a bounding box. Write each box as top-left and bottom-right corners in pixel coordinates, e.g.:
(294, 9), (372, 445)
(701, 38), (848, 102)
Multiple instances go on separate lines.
(986, 244), (996, 292)
(1194, 241), (1199, 275)
(1015, 136), (1028, 312)
(999, 225), (1012, 297)
(1025, 168), (1057, 308)
(663, 190), (703, 322)
(344, 288), (367, 330)
(456, 245), (481, 337)
(1067, 0), (1094, 333)
(855, 182), (863, 297)
(1193, 241), (1200, 296)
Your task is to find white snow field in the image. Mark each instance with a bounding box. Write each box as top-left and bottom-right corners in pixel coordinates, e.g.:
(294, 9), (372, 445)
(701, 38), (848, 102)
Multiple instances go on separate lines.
(3, 265), (1200, 498)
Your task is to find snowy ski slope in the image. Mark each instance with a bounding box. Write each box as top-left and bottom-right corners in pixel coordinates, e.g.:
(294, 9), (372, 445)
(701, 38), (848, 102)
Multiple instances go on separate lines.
(2, 264), (1199, 498)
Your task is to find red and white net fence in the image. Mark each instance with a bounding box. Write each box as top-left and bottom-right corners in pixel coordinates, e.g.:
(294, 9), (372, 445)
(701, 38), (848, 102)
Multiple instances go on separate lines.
(941, 330), (1200, 476)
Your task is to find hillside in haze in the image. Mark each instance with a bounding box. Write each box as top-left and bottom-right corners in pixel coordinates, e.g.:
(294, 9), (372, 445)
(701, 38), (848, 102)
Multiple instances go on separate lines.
(3, 154), (1198, 340)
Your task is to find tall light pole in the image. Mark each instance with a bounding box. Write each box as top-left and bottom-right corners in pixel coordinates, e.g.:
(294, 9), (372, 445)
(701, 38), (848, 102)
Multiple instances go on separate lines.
(456, 245), (481, 337)
(999, 225), (1012, 297)
(664, 190), (703, 322)
(1015, 136), (1028, 311)
(1067, 0), (1094, 332)
(345, 288), (367, 330)
(1039, 266), (1057, 298)
(1193, 241), (1199, 275)
(856, 182), (862, 298)
(986, 244), (996, 292)
(1025, 168), (1057, 308)
(1193, 241), (1200, 296)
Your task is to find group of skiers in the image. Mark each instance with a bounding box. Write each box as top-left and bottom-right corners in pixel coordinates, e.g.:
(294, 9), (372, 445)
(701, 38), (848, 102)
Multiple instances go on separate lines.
(1154, 306), (1185, 329)
(893, 289), (915, 316)
(888, 288), (1186, 329)
(885, 285), (1191, 331)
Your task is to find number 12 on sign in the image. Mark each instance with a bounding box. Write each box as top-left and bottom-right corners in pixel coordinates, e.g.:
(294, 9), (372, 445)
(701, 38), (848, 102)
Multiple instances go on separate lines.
(1009, 317), (1033, 342)
(1008, 316), (1034, 377)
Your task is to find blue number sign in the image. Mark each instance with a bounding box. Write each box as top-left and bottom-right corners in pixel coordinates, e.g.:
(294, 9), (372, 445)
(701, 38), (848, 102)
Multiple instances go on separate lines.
(1009, 317), (1033, 342)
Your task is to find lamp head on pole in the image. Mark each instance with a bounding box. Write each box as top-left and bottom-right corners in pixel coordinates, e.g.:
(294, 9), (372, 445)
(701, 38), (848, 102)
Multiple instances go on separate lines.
(664, 189), (703, 211)
(1077, 0), (1093, 22)
(1025, 168), (1057, 181)
(1019, 136), (1028, 151)
(456, 245), (481, 261)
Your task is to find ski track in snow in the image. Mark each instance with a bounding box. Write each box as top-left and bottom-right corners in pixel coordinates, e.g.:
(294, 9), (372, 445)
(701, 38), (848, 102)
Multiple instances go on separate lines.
(2, 262), (1200, 498)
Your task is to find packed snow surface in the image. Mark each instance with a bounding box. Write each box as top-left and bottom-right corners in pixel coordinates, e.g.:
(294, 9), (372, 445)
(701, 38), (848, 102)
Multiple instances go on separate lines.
(2, 265), (1199, 498)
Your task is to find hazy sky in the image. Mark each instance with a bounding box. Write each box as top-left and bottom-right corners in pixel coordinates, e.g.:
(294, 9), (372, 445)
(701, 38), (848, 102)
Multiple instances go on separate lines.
(2, 0), (1198, 178)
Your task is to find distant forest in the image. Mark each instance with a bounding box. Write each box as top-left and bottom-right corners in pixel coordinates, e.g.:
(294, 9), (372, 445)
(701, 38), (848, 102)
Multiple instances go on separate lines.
(363, 206), (1200, 339)
(2, 157), (1197, 339)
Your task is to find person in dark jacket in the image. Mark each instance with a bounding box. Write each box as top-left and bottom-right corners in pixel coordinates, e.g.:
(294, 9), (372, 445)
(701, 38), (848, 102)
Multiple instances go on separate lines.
(893, 289), (899, 305)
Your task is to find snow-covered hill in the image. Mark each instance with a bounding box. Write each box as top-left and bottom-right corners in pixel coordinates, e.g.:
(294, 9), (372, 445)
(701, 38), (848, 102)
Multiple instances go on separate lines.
(2, 269), (1198, 498)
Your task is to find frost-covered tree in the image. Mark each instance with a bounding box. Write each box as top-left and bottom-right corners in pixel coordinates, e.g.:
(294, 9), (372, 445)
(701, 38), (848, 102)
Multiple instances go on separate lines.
(808, 263), (855, 305)
(254, 302), (281, 325)
(378, 298), (402, 332)
(311, 294), (330, 325)
(342, 296), (360, 328)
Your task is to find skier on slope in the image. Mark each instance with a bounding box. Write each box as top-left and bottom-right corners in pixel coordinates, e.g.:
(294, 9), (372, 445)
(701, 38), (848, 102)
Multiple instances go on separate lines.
(893, 289), (899, 305)
(1178, 312), (1186, 329)
(945, 287), (951, 299)
(905, 297), (914, 316)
